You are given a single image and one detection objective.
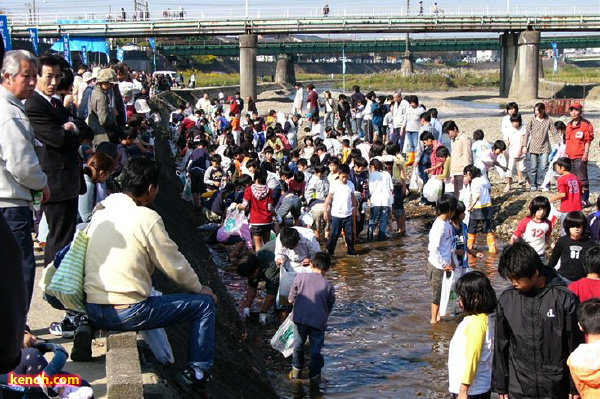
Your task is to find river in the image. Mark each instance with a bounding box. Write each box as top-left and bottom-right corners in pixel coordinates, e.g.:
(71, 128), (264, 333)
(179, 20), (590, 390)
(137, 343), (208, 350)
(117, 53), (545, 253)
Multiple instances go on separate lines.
(210, 219), (509, 398)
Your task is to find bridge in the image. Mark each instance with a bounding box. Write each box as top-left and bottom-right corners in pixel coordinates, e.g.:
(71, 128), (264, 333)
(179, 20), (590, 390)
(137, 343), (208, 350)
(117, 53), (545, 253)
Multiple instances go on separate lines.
(158, 36), (600, 57)
(4, 6), (597, 100)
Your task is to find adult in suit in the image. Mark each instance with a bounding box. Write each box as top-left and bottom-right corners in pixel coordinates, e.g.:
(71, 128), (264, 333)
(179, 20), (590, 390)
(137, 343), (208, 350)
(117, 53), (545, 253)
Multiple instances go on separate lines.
(25, 55), (81, 266)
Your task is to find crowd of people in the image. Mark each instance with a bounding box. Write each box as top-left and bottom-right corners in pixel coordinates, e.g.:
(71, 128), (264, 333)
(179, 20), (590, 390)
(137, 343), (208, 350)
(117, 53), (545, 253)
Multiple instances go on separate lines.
(2, 40), (600, 398)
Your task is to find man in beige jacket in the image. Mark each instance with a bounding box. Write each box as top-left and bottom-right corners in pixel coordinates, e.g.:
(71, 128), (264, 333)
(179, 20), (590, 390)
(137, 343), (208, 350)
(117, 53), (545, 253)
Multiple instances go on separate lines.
(443, 120), (473, 197)
(84, 157), (216, 393)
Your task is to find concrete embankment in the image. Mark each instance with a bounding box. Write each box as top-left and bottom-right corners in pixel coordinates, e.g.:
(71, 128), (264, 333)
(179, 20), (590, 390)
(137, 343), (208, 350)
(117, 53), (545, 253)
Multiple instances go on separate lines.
(146, 128), (278, 398)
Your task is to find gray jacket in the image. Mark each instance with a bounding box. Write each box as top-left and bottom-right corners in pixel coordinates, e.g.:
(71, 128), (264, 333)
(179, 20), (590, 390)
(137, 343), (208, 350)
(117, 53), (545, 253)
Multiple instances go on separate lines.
(87, 85), (115, 136)
(0, 85), (47, 207)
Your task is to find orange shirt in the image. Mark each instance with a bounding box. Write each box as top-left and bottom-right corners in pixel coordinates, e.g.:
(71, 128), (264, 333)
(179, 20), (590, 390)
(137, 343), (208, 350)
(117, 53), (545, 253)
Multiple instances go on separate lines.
(565, 118), (594, 159)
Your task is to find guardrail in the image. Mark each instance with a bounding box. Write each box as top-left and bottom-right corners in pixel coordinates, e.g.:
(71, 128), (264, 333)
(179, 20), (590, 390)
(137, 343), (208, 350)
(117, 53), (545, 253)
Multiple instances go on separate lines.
(5, 5), (599, 25)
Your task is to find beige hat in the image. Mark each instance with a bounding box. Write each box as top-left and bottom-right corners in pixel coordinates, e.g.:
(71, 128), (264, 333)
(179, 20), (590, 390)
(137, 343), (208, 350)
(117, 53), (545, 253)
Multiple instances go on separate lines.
(82, 71), (93, 82)
(134, 98), (151, 114)
(96, 68), (117, 83)
(91, 66), (101, 79)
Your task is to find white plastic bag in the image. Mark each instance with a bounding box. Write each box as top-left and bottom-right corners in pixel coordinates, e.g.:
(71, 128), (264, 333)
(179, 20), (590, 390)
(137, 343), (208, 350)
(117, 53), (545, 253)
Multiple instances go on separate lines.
(181, 175), (192, 202)
(439, 270), (459, 317)
(140, 289), (174, 365)
(409, 168), (423, 193)
(270, 312), (295, 358)
(277, 264), (297, 308)
(423, 178), (443, 202)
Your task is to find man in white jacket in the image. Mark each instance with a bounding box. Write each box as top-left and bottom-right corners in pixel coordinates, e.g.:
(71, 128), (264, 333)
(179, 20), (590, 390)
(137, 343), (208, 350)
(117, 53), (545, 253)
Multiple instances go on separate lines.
(391, 91), (408, 150)
(292, 83), (305, 116)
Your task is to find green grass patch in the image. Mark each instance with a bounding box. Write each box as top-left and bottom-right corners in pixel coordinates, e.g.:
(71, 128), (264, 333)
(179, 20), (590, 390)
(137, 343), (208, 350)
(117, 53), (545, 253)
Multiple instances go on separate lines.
(332, 70), (500, 91)
(544, 65), (600, 83)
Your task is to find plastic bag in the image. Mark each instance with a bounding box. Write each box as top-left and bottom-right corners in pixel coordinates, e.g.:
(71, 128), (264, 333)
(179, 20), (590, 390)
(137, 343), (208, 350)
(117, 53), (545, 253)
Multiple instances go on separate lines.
(181, 175), (192, 202)
(277, 264), (297, 308)
(223, 210), (244, 234)
(140, 289), (174, 365)
(423, 178), (443, 202)
(439, 270), (459, 317)
(409, 168), (423, 193)
(270, 312), (295, 358)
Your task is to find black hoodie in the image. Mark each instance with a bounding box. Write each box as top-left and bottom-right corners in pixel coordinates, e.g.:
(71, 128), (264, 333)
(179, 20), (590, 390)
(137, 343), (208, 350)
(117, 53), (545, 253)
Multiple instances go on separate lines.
(492, 267), (584, 398)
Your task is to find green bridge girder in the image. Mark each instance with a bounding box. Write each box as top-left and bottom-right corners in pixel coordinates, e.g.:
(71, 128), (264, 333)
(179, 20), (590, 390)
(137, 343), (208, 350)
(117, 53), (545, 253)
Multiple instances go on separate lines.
(158, 36), (600, 56)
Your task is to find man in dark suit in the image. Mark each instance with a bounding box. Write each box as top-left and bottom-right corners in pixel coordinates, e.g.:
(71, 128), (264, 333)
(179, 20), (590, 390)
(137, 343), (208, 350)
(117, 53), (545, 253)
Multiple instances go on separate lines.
(25, 55), (81, 265)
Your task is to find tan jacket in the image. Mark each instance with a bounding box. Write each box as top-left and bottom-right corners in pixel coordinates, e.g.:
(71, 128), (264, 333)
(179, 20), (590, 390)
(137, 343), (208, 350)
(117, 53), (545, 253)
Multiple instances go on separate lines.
(450, 132), (473, 176)
(84, 193), (203, 304)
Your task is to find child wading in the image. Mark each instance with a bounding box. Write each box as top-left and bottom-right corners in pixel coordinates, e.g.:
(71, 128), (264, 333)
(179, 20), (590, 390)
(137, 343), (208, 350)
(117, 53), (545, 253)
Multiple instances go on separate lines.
(288, 252), (336, 384)
(463, 165), (497, 254)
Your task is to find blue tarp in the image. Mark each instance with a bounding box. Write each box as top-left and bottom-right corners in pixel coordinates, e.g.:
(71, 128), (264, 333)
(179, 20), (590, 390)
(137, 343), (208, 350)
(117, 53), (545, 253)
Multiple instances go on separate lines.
(50, 37), (109, 55)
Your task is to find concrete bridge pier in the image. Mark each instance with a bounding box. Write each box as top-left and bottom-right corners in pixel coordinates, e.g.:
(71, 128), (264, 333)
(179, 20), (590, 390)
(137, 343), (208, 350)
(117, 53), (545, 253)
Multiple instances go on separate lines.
(501, 30), (541, 99)
(239, 34), (258, 101)
(401, 51), (413, 76)
(275, 54), (296, 84)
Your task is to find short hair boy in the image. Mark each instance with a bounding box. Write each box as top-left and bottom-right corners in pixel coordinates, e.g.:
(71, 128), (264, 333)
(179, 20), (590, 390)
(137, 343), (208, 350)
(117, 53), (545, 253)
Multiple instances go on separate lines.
(493, 241), (584, 399)
(288, 252), (335, 384)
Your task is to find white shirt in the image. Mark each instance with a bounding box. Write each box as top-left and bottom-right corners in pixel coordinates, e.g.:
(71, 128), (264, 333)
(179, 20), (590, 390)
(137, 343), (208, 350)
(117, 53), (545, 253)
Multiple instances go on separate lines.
(324, 137), (342, 156)
(329, 180), (355, 218)
(428, 217), (454, 269)
(293, 88), (304, 111)
(391, 100), (409, 129)
(368, 170), (393, 207)
(311, 123), (324, 139)
(274, 227), (321, 272)
(504, 125), (526, 158)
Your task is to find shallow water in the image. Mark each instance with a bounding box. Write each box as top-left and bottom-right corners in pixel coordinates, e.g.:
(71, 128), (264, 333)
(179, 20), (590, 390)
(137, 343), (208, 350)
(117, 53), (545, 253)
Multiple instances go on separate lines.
(211, 219), (509, 398)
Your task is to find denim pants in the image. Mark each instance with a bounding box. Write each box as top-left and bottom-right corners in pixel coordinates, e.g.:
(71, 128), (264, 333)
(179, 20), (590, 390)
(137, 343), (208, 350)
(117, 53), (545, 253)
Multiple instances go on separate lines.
(390, 127), (401, 145)
(368, 206), (390, 241)
(1, 206), (35, 312)
(405, 131), (419, 153)
(86, 293), (216, 371)
(324, 111), (335, 128)
(326, 215), (356, 255)
(292, 322), (325, 378)
(527, 152), (549, 188)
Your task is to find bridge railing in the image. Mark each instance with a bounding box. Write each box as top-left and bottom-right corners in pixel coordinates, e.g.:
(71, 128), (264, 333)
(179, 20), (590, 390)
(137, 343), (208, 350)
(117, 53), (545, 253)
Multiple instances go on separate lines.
(5, 5), (598, 25)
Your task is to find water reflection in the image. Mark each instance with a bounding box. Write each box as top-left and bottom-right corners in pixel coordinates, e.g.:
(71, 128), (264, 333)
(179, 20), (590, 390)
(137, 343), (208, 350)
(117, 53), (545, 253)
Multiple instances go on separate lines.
(211, 219), (508, 398)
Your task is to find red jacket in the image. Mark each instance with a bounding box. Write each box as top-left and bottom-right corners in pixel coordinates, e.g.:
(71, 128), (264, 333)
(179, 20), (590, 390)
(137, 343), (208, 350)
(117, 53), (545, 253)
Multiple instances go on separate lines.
(565, 118), (594, 159)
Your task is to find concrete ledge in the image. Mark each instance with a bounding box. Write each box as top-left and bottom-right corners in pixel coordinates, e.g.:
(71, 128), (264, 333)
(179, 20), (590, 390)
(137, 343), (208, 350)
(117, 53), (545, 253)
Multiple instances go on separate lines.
(106, 332), (143, 399)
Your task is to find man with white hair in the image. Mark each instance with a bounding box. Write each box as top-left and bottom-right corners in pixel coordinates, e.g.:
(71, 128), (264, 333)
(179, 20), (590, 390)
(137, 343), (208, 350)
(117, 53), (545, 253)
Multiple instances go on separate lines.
(391, 91), (408, 149)
(0, 50), (50, 311)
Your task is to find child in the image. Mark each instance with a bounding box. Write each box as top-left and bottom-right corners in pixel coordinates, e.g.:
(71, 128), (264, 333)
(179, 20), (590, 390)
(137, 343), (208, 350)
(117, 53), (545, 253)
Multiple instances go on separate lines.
(203, 154), (223, 192)
(288, 252), (336, 384)
(451, 201), (483, 270)
(448, 271), (496, 399)
(510, 196), (553, 261)
(432, 146), (451, 195)
(367, 158), (393, 241)
(428, 194), (457, 324)
(341, 139), (352, 164)
(471, 129), (491, 168)
(568, 298), (600, 399)
(493, 241), (584, 399)
(569, 246), (600, 302)
(474, 140), (509, 187)
(238, 172), (275, 251)
(550, 157), (583, 233)
(300, 135), (315, 162)
(548, 211), (595, 284)
(504, 113), (527, 192)
(464, 165), (497, 254)
(541, 120), (567, 191)
(327, 157), (340, 185)
(307, 165), (331, 240)
(324, 164), (357, 256)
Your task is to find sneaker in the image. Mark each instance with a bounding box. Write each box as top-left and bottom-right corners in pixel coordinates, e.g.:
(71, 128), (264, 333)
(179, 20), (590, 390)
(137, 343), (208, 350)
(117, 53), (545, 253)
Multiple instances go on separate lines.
(70, 325), (94, 362)
(182, 367), (212, 390)
(49, 317), (76, 339)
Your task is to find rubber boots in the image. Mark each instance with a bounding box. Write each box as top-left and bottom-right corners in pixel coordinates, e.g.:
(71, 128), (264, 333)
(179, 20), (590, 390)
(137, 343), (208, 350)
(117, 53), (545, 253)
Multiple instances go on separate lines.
(486, 233), (498, 254)
(288, 366), (301, 380)
(406, 151), (416, 167)
(467, 233), (477, 250)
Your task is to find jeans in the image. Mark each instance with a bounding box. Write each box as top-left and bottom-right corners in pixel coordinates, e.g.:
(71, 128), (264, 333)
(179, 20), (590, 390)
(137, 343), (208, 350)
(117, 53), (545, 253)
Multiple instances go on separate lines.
(326, 215), (356, 255)
(362, 119), (373, 142)
(277, 195), (302, 220)
(390, 127), (401, 145)
(1, 206), (35, 312)
(527, 152), (549, 188)
(368, 206), (390, 241)
(405, 131), (419, 153)
(292, 323), (325, 378)
(324, 111), (335, 128)
(353, 117), (363, 135)
(86, 293), (216, 371)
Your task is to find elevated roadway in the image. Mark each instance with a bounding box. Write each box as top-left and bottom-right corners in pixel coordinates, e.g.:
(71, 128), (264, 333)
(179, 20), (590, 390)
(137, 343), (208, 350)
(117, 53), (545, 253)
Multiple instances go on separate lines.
(158, 36), (600, 57)
(6, 12), (600, 38)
